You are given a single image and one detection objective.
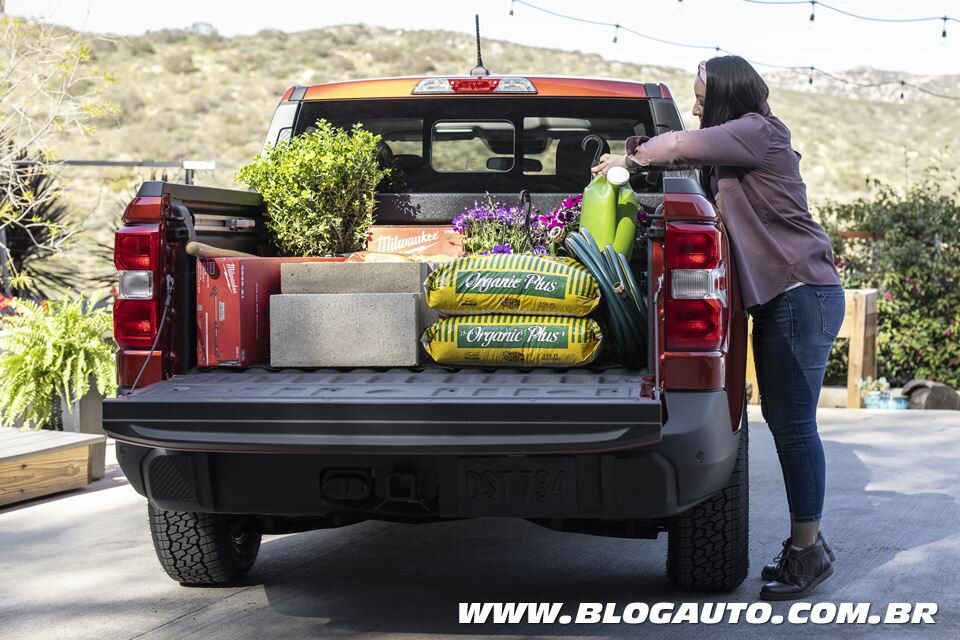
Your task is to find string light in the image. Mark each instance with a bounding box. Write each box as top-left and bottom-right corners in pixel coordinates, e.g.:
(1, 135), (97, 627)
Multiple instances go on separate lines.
(508, 0), (960, 102)
(743, 0), (959, 26)
(509, 0), (514, 17)
(809, 0), (816, 23)
(943, 17), (948, 39)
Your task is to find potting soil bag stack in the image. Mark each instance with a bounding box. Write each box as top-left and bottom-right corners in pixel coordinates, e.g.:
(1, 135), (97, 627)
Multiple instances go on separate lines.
(422, 254), (603, 367)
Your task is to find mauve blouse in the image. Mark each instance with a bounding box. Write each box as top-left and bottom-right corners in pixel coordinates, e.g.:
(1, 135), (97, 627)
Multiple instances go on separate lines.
(625, 105), (840, 310)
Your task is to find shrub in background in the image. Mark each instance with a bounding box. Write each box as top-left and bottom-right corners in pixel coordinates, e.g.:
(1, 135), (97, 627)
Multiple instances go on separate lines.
(236, 120), (388, 256)
(819, 176), (960, 387)
(0, 297), (116, 429)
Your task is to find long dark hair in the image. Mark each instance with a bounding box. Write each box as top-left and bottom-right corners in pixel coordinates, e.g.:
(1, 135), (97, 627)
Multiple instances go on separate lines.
(698, 56), (770, 196)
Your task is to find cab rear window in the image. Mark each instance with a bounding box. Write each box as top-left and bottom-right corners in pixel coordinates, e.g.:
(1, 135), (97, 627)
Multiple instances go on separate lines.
(293, 98), (658, 194)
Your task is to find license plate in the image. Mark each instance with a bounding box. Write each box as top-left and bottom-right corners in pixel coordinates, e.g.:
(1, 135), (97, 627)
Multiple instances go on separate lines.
(458, 457), (577, 516)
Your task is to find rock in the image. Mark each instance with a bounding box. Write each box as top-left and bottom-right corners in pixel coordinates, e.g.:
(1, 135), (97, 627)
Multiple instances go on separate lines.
(902, 379), (960, 411)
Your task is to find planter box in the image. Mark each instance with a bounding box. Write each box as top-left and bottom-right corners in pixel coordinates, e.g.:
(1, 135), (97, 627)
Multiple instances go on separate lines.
(367, 225), (463, 256)
(0, 428), (103, 507)
(60, 385), (106, 480)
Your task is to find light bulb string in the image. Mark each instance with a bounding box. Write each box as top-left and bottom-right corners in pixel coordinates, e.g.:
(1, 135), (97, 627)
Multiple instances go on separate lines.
(509, 0), (960, 101)
(743, 0), (959, 25)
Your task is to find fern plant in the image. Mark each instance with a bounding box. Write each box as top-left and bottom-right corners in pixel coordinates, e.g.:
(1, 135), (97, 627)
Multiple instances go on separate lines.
(0, 297), (116, 429)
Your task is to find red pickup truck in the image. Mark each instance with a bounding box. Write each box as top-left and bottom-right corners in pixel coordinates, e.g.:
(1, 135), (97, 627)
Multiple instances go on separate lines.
(103, 74), (749, 591)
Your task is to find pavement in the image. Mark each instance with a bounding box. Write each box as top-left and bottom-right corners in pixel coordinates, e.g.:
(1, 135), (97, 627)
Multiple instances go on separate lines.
(1, 406), (958, 639)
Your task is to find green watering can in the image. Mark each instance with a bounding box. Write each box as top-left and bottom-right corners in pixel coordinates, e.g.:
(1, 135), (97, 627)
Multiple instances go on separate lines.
(580, 166), (639, 259)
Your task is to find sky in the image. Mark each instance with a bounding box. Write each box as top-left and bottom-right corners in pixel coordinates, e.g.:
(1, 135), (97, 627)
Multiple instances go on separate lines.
(7, 0), (960, 76)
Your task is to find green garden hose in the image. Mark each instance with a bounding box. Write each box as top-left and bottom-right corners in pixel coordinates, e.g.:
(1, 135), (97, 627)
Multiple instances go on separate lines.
(565, 228), (648, 369)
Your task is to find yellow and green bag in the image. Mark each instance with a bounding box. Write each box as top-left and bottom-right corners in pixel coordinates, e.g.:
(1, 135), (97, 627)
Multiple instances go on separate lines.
(422, 315), (603, 367)
(424, 254), (600, 316)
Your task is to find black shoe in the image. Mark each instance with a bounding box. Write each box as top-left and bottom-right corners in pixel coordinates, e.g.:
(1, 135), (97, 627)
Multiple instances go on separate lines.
(760, 539), (834, 601)
(761, 532), (836, 581)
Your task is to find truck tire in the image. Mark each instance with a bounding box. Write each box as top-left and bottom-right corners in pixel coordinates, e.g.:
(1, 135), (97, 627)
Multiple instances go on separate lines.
(666, 407), (749, 591)
(148, 505), (261, 585)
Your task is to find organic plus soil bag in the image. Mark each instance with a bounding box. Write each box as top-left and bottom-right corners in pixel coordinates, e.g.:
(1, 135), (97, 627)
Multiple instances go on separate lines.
(424, 254), (600, 316)
(422, 315), (603, 367)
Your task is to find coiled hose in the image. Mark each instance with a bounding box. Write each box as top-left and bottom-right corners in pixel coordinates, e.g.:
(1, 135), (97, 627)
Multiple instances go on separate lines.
(565, 228), (648, 369)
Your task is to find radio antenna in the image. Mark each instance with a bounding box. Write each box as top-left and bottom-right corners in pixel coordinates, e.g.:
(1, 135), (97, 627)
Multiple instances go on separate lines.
(470, 14), (490, 77)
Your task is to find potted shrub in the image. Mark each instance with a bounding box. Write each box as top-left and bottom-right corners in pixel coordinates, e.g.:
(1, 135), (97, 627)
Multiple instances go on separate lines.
(0, 297), (116, 476)
(859, 376), (891, 409)
(236, 119), (389, 256)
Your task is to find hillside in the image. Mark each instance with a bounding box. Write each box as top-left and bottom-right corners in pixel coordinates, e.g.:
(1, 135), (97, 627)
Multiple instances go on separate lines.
(50, 24), (960, 240)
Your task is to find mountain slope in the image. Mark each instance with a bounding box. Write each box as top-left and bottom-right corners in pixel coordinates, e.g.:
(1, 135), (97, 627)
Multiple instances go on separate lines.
(54, 24), (960, 229)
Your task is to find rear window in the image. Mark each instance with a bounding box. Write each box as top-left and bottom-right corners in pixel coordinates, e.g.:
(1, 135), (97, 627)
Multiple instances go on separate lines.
(293, 98), (658, 193)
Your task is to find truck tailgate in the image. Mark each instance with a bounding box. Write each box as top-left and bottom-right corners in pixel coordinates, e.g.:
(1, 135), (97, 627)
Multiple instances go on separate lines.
(102, 368), (661, 454)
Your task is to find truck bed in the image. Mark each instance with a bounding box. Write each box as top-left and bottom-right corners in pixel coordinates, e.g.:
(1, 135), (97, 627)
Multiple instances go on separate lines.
(102, 367), (661, 455)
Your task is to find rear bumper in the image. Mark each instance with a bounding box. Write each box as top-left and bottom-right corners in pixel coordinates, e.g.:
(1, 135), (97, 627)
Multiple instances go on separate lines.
(110, 384), (739, 521)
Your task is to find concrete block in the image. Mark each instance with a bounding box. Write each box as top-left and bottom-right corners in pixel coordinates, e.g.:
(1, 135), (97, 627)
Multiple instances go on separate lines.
(281, 261), (429, 294)
(270, 293), (422, 367)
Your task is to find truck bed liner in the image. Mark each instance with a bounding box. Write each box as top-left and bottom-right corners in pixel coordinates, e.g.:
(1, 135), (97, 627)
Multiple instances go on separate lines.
(103, 368), (661, 454)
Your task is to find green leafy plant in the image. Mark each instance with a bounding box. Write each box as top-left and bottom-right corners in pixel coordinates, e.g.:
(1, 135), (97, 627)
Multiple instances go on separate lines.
(858, 376), (890, 394)
(236, 119), (388, 256)
(819, 173), (960, 387)
(1, 143), (80, 298)
(0, 297), (116, 429)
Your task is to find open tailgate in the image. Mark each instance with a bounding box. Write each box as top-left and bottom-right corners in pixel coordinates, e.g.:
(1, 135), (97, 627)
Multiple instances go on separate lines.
(102, 368), (661, 455)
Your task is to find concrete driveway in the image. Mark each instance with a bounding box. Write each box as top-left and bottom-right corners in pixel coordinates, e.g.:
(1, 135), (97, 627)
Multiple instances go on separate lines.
(1, 407), (958, 639)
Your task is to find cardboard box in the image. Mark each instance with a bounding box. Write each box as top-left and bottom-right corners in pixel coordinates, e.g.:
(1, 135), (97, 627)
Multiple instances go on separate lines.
(366, 225), (463, 256)
(196, 256), (344, 367)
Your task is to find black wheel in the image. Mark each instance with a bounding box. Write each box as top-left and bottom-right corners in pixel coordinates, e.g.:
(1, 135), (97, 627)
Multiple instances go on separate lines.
(666, 406), (749, 591)
(148, 505), (261, 585)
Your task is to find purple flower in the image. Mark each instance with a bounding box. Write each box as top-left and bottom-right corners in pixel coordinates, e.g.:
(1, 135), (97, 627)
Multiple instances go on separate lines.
(883, 292), (894, 302)
(491, 243), (513, 254)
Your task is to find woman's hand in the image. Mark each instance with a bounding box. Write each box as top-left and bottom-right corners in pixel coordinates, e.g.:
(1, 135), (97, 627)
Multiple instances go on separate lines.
(591, 154), (628, 176)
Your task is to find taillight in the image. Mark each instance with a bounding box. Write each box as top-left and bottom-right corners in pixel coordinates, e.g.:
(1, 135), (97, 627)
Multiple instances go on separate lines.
(665, 222), (727, 351)
(114, 225), (161, 349)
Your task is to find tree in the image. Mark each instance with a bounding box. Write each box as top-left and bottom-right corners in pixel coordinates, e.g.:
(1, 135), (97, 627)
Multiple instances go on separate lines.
(0, 17), (113, 295)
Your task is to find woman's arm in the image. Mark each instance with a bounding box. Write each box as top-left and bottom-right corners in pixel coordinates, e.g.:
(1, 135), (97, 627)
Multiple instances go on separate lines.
(627, 113), (773, 169)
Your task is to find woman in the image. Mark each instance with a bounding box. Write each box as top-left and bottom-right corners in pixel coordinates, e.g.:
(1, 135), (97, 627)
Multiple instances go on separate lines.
(593, 56), (844, 601)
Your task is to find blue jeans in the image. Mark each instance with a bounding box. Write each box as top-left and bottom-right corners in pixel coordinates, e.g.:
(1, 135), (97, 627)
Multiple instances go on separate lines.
(750, 284), (845, 523)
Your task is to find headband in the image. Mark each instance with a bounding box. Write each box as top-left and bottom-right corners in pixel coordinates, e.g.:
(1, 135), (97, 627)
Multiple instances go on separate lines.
(697, 60), (708, 84)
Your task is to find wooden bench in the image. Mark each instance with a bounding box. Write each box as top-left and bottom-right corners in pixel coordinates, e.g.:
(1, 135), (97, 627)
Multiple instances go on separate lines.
(746, 288), (879, 409)
(0, 428), (105, 507)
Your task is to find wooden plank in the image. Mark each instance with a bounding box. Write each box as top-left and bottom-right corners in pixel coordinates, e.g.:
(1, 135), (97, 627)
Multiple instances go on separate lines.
(0, 431), (43, 446)
(847, 293), (866, 408)
(745, 317), (759, 404)
(0, 445), (91, 507)
(0, 431), (103, 464)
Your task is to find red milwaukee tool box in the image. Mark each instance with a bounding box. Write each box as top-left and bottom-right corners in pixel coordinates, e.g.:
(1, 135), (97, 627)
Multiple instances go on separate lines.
(196, 256), (345, 367)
